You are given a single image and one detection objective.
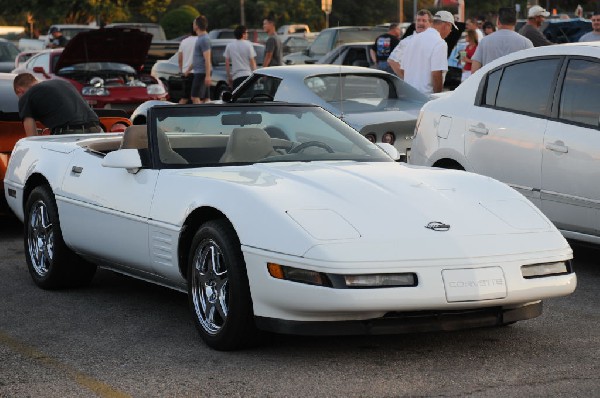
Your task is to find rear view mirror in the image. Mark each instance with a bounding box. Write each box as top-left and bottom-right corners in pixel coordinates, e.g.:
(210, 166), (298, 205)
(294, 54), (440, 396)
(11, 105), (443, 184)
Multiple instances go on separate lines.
(221, 113), (263, 126)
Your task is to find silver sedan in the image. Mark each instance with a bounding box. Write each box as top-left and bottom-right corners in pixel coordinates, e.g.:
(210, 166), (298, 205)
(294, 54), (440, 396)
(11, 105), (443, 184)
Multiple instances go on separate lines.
(227, 64), (428, 158)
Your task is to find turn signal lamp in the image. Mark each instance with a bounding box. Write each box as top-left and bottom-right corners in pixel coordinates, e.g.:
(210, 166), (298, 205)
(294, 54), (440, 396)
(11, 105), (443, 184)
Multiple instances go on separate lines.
(267, 263), (330, 287)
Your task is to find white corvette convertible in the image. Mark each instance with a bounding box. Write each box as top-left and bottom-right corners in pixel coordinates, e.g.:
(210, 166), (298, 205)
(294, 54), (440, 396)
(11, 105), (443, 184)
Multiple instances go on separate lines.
(4, 103), (576, 350)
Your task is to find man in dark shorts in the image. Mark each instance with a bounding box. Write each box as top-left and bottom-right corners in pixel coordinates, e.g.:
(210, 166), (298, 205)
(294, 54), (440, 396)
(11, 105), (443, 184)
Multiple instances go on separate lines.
(189, 16), (211, 103)
(13, 73), (101, 136)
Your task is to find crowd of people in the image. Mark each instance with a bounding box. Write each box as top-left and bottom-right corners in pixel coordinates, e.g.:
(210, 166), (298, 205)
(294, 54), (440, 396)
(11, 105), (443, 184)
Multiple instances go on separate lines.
(12, 6), (600, 136)
(370, 5), (599, 95)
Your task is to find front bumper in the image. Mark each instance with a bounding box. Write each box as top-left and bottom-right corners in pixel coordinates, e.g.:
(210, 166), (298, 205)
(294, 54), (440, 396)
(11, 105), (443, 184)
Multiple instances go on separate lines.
(256, 301), (542, 335)
(243, 247), (576, 323)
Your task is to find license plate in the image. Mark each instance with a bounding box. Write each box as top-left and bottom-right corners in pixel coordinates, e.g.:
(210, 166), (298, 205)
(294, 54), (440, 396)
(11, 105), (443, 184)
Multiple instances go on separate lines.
(442, 267), (507, 302)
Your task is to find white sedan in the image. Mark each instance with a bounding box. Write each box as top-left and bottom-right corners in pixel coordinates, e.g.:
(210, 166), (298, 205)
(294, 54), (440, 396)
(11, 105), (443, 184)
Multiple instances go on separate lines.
(4, 103), (576, 350)
(410, 43), (600, 246)
(226, 65), (429, 159)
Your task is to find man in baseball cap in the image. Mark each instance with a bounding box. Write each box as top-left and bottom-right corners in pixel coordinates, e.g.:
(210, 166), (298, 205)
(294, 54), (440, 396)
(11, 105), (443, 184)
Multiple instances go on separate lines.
(47, 26), (67, 48)
(399, 9), (456, 94)
(519, 5), (553, 46)
(433, 10), (458, 31)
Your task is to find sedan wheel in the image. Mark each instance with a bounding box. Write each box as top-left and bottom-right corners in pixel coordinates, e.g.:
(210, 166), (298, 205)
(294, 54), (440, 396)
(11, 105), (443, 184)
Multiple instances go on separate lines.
(187, 219), (258, 350)
(24, 186), (96, 289)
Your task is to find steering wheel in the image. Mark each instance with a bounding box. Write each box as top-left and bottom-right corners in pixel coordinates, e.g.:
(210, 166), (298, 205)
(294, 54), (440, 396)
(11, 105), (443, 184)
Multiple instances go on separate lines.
(289, 141), (334, 154)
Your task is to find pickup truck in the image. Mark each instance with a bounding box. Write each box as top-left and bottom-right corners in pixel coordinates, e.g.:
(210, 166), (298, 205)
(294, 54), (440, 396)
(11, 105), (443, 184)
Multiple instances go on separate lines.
(283, 26), (386, 65)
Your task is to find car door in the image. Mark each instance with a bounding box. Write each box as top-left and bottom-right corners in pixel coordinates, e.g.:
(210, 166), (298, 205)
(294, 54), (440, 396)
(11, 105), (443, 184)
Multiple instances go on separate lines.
(465, 58), (562, 207)
(59, 148), (159, 272)
(541, 57), (600, 235)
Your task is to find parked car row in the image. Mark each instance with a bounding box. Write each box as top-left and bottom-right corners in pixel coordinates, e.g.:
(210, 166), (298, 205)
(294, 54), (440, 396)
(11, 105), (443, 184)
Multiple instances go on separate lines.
(5, 32), (597, 353)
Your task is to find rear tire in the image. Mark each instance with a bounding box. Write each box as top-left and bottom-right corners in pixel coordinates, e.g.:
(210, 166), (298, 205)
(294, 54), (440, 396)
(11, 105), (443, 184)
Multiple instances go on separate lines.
(187, 219), (258, 350)
(24, 186), (96, 289)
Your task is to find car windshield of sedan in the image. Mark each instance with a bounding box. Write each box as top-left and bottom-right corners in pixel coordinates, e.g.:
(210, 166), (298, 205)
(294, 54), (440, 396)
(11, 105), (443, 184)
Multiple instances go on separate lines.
(305, 74), (427, 113)
(150, 104), (392, 166)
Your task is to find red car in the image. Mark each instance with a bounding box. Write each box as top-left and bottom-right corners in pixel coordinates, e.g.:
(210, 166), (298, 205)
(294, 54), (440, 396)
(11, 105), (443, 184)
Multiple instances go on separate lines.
(12, 28), (168, 114)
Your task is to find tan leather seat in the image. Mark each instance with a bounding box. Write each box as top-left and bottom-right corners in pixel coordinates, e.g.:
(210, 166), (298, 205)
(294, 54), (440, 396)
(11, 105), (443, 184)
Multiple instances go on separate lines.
(120, 125), (148, 149)
(219, 127), (278, 163)
(120, 124), (187, 164)
(156, 128), (188, 164)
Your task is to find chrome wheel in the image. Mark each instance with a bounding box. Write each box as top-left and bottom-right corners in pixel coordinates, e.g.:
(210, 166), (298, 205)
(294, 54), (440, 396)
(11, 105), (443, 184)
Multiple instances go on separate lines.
(191, 239), (228, 335)
(27, 200), (54, 277)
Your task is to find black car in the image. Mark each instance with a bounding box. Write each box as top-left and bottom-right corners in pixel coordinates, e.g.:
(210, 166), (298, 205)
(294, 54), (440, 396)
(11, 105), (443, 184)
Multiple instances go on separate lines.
(515, 18), (592, 43)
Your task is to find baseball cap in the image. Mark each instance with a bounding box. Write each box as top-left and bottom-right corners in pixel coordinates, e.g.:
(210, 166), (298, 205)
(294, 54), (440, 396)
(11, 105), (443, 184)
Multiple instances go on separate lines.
(528, 5), (550, 18)
(433, 10), (458, 30)
(49, 26), (60, 34)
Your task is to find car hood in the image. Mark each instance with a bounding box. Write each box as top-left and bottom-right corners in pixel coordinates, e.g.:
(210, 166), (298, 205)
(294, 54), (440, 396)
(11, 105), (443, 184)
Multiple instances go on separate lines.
(164, 162), (568, 262)
(55, 28), (152, 71)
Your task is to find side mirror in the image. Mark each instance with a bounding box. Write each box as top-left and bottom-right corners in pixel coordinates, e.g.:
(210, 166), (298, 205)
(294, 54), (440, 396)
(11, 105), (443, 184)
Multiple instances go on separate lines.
(101, 149), (142, 173)
(376, 143), (402, 161)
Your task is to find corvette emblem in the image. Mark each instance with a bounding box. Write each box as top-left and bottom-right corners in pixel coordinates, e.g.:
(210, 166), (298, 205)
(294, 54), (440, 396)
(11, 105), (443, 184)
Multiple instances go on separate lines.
(425, 221), (450, 231)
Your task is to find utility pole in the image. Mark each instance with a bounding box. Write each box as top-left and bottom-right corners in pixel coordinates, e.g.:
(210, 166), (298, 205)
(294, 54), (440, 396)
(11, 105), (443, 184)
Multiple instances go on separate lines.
(322, 0), (332, 29)
(399, 0), (404, 23)
(241, 0), (246, 26)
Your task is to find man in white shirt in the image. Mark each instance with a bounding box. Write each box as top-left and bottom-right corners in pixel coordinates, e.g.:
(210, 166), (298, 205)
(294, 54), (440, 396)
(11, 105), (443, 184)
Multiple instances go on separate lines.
(400, 10), (455, 94)
(224, 25), (257, 91)
(177, 27), (196, 104)
(388, 9), (433, 77)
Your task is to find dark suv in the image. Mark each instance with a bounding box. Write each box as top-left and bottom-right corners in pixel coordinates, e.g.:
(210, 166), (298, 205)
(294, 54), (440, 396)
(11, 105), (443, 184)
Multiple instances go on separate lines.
(515, 18), (592, 43)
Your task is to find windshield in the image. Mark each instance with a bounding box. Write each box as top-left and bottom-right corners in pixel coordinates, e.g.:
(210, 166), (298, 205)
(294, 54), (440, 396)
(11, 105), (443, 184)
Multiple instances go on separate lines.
(305, 74), (427, 113)
(151, 105), (392, 166)
(0, 41), (19, 62)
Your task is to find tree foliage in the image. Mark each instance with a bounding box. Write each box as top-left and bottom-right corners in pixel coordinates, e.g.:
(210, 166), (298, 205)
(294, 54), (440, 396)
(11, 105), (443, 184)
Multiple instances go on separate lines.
(2, 0), (599, 34)
(160, 5), (200, 39)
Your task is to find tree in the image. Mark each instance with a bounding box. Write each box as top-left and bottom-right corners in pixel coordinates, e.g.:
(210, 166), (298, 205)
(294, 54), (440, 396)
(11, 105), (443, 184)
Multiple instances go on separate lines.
(160, 5), (200, 39)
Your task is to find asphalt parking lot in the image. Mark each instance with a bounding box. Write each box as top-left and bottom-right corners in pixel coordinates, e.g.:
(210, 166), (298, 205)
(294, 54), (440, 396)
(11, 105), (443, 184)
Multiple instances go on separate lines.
(1, 215), (599, 397)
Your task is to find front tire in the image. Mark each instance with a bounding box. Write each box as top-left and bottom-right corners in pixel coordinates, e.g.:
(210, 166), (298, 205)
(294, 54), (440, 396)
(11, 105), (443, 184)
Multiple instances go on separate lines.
(24, 186), (96, 289)
(187, 219), (258, 350)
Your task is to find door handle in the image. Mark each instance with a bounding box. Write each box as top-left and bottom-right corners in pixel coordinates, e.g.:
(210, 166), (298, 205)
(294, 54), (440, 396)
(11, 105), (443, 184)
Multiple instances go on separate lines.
(468, 124), (489, 135)
(545, 143), (568, 153)
(71, 166), (83, 174)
